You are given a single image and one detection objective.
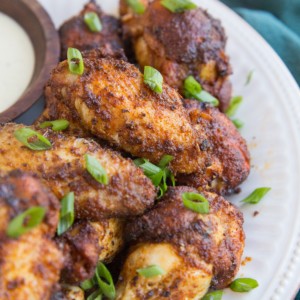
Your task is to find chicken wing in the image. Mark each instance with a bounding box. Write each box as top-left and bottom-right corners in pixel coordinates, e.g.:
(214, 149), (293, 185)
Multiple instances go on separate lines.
(0, 123), (156, 220)
(45, 55), (203, 174)
(57, 219), (124, 284)
(120, 0), (232, 111)
(177, 100), (250, 195)
(59, 1), (124, 60)
(116, 186), (244, 299)
(0, 171), (63, 300)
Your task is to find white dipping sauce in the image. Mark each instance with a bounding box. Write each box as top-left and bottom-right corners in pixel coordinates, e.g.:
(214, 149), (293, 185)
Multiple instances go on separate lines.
(0, 12), (35, 113)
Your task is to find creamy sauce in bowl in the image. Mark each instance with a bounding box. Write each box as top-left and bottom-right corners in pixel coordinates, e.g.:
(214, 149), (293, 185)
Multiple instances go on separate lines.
(0, 12), (35, 113)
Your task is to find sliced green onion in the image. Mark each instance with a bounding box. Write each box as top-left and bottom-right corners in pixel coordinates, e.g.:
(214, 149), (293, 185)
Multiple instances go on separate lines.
(183, 76), (219, 106)
(6, 206), (46, 238)
(202, 290), (223, 300)
(158, 154), (174, 169)
(232, 118), (244, 129)
(245, 70), (254, 86)
(134, 155), (174, 197)
(182, 192), (209, 214)
(84, 12), (102, 32)
(81, 278), (96, 291)
(137, 265), (166, 278)
(67, 47), (84, 75)
(134, 158), (162, 177)
(87, 290), (103, 300)
(127, 0), (146, 14)
(226, 96), (243, 117)
(161, 0), (197, 13)
(57, 192), (75, 236)
(85, 154), (108, 185)
(95, 262), (115, 299)
(40, 119), (69, 131)
(241, 187), (271, 204)
(14, 128), (52, 151)
(230, 278), (259, 292)
(144, 66), (163, 93)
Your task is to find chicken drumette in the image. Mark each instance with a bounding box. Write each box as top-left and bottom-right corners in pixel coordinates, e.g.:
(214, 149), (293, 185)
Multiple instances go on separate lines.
(59, 1), (124, 60)
(0, 171), (63, 300)
(116, 186), (245, 299)
(120, 0), (232, 111)
(177, 99), (250, 195)
(44, 54), (203, 175)
(57, 218), (124, 284)
(0, 123), (156, 220)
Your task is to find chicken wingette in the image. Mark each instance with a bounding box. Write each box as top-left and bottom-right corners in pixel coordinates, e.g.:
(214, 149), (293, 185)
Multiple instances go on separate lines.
(44, 53), (203, 174)
(116, 186), (245, 299)
(120, 0), (232, 111)
(0, 123), (156, 220)
(59, 1), (124, 60)
(177, 99), (250, 195)
(57, 219), (124, 284)
(0, 171), (63, 300)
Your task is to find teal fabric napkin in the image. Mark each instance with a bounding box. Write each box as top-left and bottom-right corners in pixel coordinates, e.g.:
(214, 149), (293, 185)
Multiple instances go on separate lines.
(220, 2), (300, 299)
(220, 0), (300, 86)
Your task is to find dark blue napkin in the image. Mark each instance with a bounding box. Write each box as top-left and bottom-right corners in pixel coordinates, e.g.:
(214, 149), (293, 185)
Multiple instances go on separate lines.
(220, 0), (300, 85)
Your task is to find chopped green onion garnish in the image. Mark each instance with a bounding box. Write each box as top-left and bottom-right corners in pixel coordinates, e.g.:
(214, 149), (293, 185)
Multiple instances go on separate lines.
(137, 265), (166, 278)
(161, 0), (197, 13)
(95, 262), (115, 299)
(245, 70), (254, 86)
(84, 12), (102, 32)
(241, 187), (271, 204)
(144, 66), (163, 94)
(40, 119), (69, 131)
(67, 47), (84, 75)
(182, 192), (209, 214)
(57, 192), (75, 236)
(14, 127), (52, 151)
(134, 155), (174, 197)
(85, 154), (108, 185)
(81, 278), (96, 291)
(127, 0), (146, 14)
(6, 206), (46, 238)
(226, 96), (243, 118)
(232, 118), (244, 129)
(202, 290), (223, 300)
(158, 154), (174, 169)
(87, 290), (103, 300)
(230, 278), (259, 292)
(183, 76), (219, 106)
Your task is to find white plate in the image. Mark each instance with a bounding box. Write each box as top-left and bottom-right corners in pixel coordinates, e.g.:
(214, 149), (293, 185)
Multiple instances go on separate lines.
(36, 0), (300, 299)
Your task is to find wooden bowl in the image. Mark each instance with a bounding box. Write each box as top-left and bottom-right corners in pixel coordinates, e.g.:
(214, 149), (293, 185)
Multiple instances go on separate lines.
(0, 0), (59, 122)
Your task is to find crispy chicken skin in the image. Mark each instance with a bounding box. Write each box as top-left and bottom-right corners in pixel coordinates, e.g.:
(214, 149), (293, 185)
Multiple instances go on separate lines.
(57, 219), (124, 284)
(45, 56), (203, 174)
(0, 123), (156, 220)
(0, 171), (63, 300)
(116, 243), (212, 300)
(120, 0), (232, 111)
(122, 186), (245, 293)
(177, 100), (250, 195)
(51, 285), (84, 300)
(59, 1), (124, 60)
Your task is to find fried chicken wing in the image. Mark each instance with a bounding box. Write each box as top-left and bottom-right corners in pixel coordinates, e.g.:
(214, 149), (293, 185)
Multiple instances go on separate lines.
(177, 100), (250, 194)
(0, 171), (63, 300)
(0, 123), (156, 220)
(59, 1), (124, 60)
(120, 0), (232, 111)
(45, 56), (203, 174)
(116, 186), (244, 299)
(57, 219), (124, 284)
(116, 242), (212, 300)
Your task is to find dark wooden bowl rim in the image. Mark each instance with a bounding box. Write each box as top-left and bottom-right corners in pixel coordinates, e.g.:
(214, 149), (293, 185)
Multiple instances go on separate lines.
(0, 0), (59, 122)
